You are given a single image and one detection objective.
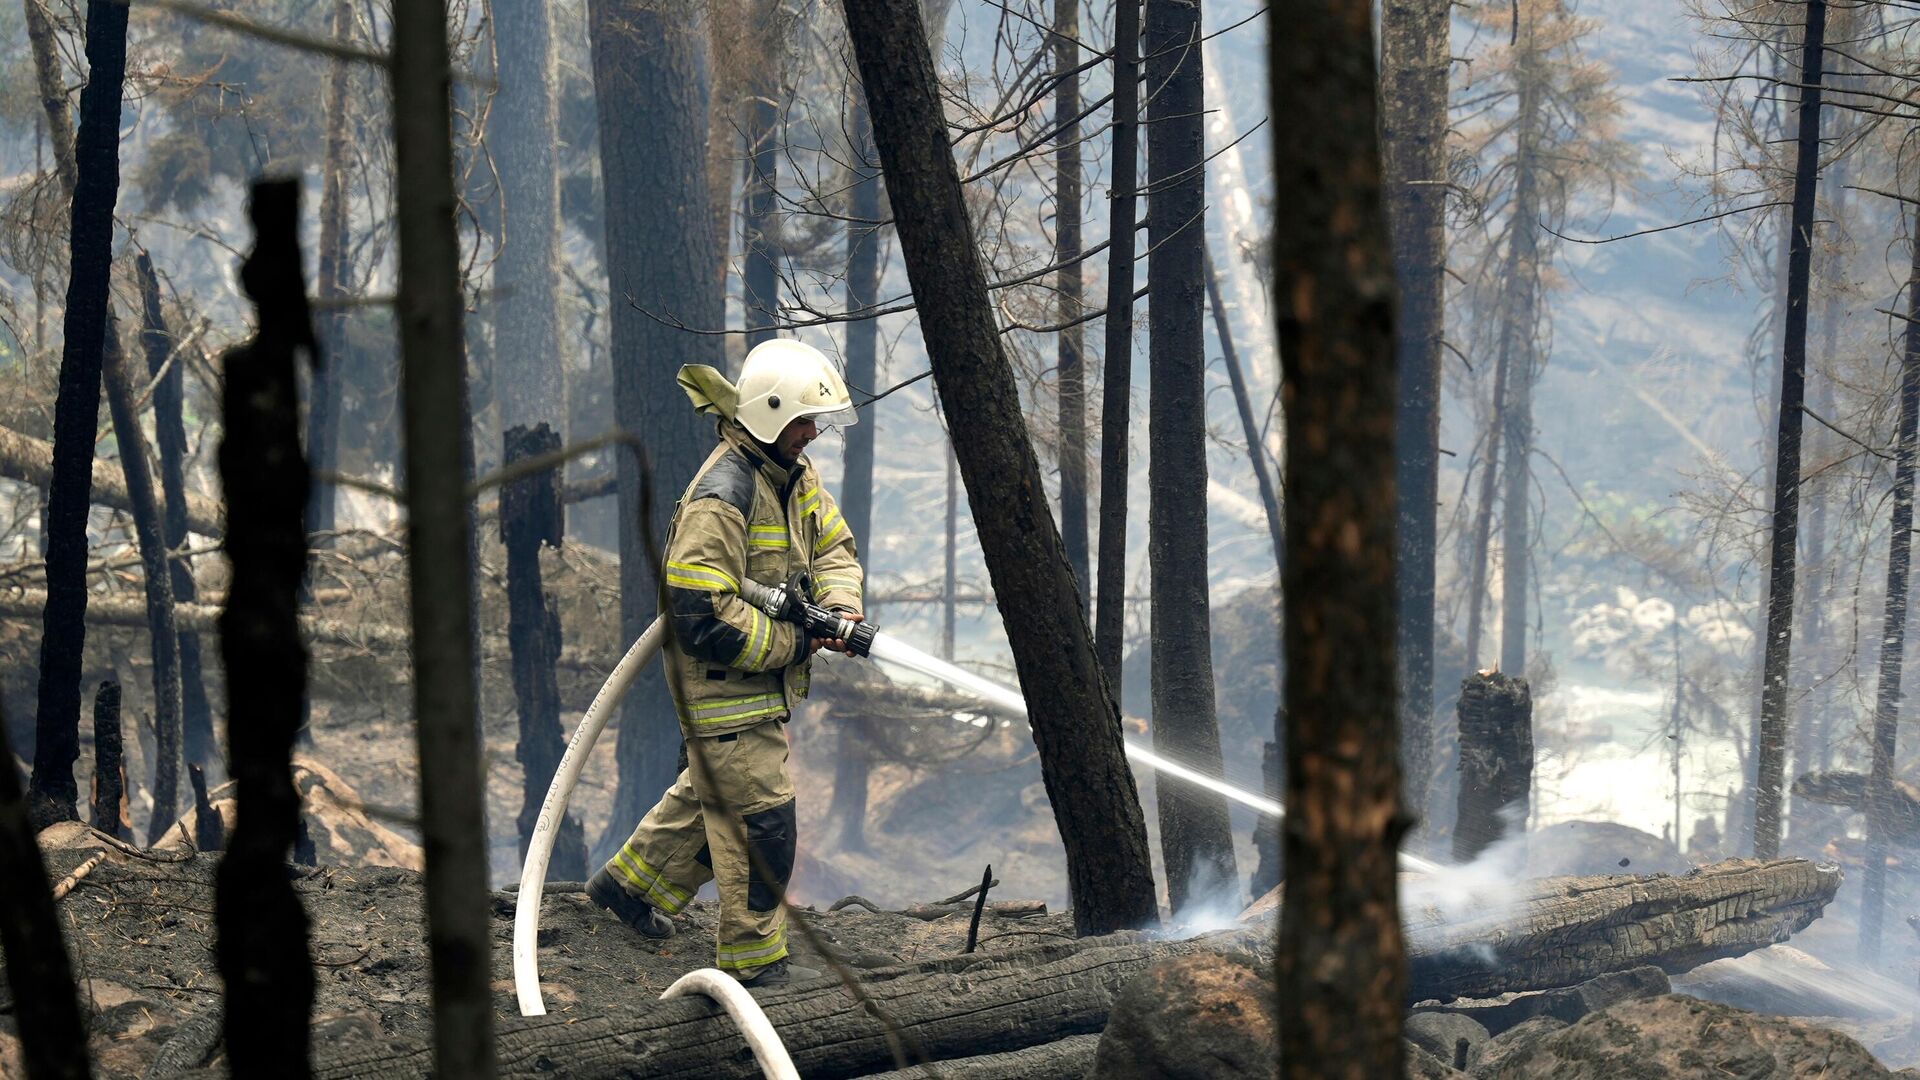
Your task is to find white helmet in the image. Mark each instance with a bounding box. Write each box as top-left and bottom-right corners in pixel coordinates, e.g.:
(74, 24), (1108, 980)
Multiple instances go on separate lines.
(732, 339), (859, 443)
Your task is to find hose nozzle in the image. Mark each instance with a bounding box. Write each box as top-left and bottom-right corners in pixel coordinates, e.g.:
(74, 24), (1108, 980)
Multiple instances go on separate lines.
(741, 579), (876, 658)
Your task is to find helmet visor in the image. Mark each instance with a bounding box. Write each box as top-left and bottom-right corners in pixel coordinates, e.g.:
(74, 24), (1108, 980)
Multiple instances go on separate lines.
(802, 403), (860, 430)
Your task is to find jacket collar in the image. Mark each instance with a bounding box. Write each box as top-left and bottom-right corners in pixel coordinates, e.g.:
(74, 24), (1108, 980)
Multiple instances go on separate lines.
(719, 420), (806, 493)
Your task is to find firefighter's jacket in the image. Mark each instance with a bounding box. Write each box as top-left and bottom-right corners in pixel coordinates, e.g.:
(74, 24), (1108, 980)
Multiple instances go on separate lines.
(662, 421), (864, 737)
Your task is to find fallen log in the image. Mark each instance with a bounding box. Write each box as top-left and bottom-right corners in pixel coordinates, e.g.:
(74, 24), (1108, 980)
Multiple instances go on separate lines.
(0, 421), (224, 537)
(848, 1034), (1101, 1079)
(1793, 770), (1920, 843)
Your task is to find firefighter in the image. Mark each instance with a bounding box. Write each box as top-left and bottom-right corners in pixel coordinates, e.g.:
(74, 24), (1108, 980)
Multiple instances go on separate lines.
(586, 338), (865, 988)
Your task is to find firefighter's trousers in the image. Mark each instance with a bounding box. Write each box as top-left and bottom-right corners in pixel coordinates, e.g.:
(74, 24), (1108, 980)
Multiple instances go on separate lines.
(604, 719), (797, 973)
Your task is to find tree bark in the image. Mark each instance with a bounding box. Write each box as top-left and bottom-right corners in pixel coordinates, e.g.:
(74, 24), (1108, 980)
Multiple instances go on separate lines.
(1753, 0), (1826, 860)
(0, 422), (225, 539)
(136, 255), (216, 773)
(1144, 0), (1238, 916)
(102, 324), (183, 843)
(1858, 206), (1920, 965)
(213, 178), (317, 1080)
(1451, 672), (1532, 862)
(943, 440), (958, 660)
(1055, 0), (1088, 607)
(493, 0), (566, 430)
(22, 0), (76, 197)
(840, 0), (1160, 935)
(742, 0), (782, 346)
(1094, 0), (1141, 685)
(1270, 0), (1407, 1073)
(29, 0), (130, 831)
(1381, 0), (1448, 828)
(390, 2), (495, 1073)
(306, 0), (352, 547)
(588, 0), (726, 850)
(1497, 17), (1543, 681)
(1463, 349), (1508, 669)
(89, 678), (128, 839)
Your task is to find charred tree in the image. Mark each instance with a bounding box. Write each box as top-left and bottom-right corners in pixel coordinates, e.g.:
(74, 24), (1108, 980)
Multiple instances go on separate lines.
(391, 2), (494, 1073)
(1381, 0), (1449, 826)
(1271, 0), (1407, 1073)
(1144, 0), (1238, 916)
(1451, 673), (1532, 861)
(1753, 0), (1826, 860)
(101, 324), (183, 842)
(742, 0), (782, 345)
(88, 679), (127, 839)
(1497, 16), (1544, 681)
(1859, 207), (1920, 964)
(841, 0), (1160, 935)
(504, 423), (586, 879)
(494, 0), (566, 429)
(213, 179), (317, 1080)
(1094, 0), (1141, 684)
(306, 0), (352, 547)
(0, 704), (92, 1080)
(136, 255), (216, 771)
(1055, 0), (1088, 604)
(1462, 349), (1508, 669)
(589, 0), (726, 843)
(29, 0), (130, 829)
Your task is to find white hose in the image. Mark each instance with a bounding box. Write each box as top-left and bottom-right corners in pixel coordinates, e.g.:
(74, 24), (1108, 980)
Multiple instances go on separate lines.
(513, 616), (666, 1017)
(659, 969), (802, 1080)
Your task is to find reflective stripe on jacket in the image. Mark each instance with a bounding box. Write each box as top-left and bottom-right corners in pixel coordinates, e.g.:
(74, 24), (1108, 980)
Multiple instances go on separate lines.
(662, 421), (865, 737)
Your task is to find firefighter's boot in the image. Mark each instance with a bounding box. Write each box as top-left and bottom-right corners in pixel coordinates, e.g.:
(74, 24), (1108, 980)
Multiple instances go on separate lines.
(586, 865), (676, 939)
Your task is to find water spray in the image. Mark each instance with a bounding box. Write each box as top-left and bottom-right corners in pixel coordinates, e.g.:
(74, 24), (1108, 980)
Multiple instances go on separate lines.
(514, 582), (1437, 1015)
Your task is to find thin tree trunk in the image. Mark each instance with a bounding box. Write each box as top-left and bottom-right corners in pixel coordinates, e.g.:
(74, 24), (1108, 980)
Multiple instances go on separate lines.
(1497, 17), (1543, 681)
(135, 254), (215, 773)
(1094, 0), (1141, 685)
(390, 2), (494, 1073)
(306, 0), (351, 547)
(1055, 0), (1087, 607)
(1463, 349), (1507, 668)
(494, 0), (565, 430)
(0, 701), (92, 1080)
(1271, 0), (1407, 1072)
(1753, 0), (1826, 860)
(943, 439), (958, 661)
(841, 0), (1160, 935)
(1381, 0), (1448, 826)
(29, 0), (130, 830)
(742, 0), (781, 346)
(1858, 206), (1920, 965)
(89, 678), (126, 839)
(102, 325), (183, 843)
(213, 178), (317, 1080)
(1145, 0), (1237, 915)
(22, 0), (76, 197)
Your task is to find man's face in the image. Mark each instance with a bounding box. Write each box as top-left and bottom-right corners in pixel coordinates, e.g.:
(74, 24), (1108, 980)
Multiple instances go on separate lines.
(772, 416), (818, 465)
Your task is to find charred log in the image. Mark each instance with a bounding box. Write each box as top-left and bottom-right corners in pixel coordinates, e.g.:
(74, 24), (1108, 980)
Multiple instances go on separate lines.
(1453, 672), (1533, 862)
(88, 678), (128, 841)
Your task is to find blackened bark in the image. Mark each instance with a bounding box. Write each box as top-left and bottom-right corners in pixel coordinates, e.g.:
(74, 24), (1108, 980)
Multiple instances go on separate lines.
(1451, 673), (1532, 862)
(1094, 0), (1140, 684)
(841, 0), (1160, 935)
(0, 703), (92, 1080)
(1055, 0), (1087, 606)
(1145, 0), (1237, 915)
(190, 763), (224, 851)
(589, 0), (725, 843)
(742, 0), (781, 346)
(29, 0), (130, 830)
(306, 0), (352, 546)
(390, 3), (495, 1072)
(504, 423), (586, 880)
(1381, 0), (1448, 826)
(1252, 738), (1281, 895)
(495, 0), (565, 429)
(213, 179), (316, 1080)
(1271, 0), (1407, 1073)
(101, 327), (183, 843)
(1858, 206), (1920, 964)
(137, 254), (216, 771)
(89, 678), (127, 839)
(1753, 0), (1826, 860)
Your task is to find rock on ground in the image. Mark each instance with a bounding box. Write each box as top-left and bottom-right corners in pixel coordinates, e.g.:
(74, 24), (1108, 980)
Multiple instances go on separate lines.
(1093, 951), (1278, 1080)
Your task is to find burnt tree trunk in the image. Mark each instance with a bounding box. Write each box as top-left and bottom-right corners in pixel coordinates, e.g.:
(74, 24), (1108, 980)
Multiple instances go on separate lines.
(88, 678), (127, 839)
(1382, 0), (1449, 828)
(390, 3), (495, 1073)
(504, 423), (586, 880)
(1462, 349), (1507, 669)
(136, 254), (216, 772)
(589, 0), (725, 845)
(1094, 0), (1141, 684)
(1271, 0), (1407, 1073)
(1496, 16), (1543, 681)
(101, 326), (183, 842)
(0, 703), (91, 1080)
(1859, 205), (1920, 965)
(943, 439), (958, 661)
(1144, 0), (1237, 915)
(841, 0), (1161, 935)
(1753, 0), (1826, 860)
(1055, 0), (1088, 605)
(28, 0), (130, 830)
(494, 0), (565, 429)
(1452, 672), (1532, 862)
(306, 0), (352, 547)
(213, 179), (317, 1080)
(742, 0), (781, 346)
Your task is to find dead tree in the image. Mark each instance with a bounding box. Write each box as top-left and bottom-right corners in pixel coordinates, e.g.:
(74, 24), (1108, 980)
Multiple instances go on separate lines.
(1271, 0), (1407, 1074)
(136, 254), (216, 772)
(1462, 350), (1508, 669)
(1452, 672), (1532, 861)
(1496, 14), (1544, 681)
(494, 0), (565, 429)
(101, 327), (183, 841)
(28, 0), (131, 830)
(306, 0), (352, 545)
(1094, 0), (1141, 683)
(212, 180), (318, 1079)
(391, 2), (495, 1073)
(742, 0), (782, 345)
(1145, 0), (1238, 915)
(1055, 0), (1088, 603)
(1753, 0), (1827, 860)
(0, 423), (225, 538)
(504, 423), (585, 880)
(89, 679), (127, 839)
(1860, 203), (1920, 964)
(841, 0), (1160, 935)
(0, 704), (92, 1080)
